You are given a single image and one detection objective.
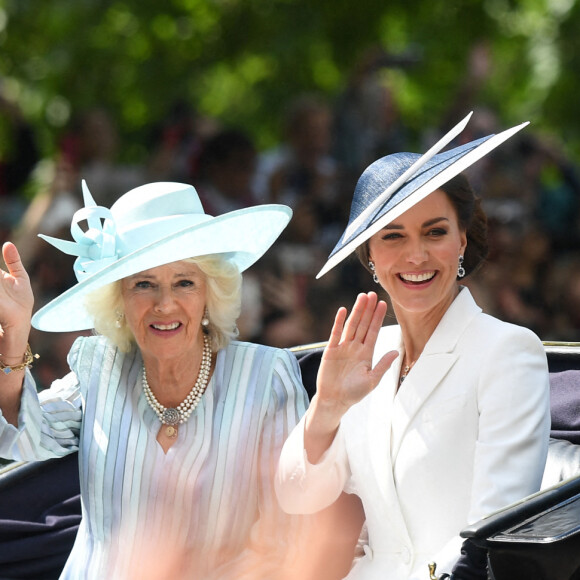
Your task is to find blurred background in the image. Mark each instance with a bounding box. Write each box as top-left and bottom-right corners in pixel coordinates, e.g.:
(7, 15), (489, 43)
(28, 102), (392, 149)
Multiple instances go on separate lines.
(2, 0), (580, 384)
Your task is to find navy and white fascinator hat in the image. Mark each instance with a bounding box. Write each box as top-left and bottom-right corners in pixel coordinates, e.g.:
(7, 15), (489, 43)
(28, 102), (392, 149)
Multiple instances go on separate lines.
(317, 112), (529, 278)
(32, 181), (292, 332)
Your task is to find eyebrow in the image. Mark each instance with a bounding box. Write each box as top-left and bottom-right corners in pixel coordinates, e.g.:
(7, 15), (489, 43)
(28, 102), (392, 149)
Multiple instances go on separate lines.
(127, 270), (200, 281)
(384, 216), (449, 230)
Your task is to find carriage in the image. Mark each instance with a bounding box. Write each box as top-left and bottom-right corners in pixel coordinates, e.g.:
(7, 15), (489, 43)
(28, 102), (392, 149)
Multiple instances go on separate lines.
(1, 341), (580, 580)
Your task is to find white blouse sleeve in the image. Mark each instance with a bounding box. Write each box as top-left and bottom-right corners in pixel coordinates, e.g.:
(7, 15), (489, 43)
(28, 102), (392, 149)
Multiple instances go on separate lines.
(275, 407), (352, 515)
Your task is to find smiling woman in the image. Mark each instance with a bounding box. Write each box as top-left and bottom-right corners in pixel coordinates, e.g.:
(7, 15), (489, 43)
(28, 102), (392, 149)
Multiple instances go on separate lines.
(120, 262), (208, 367)
(0, 181), (316, 579)
(366, 190), (467, 323)
(276, 114), (552, 580)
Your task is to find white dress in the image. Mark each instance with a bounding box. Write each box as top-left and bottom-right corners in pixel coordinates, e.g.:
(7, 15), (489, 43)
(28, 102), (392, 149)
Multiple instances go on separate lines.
(276, 288), (551, 580)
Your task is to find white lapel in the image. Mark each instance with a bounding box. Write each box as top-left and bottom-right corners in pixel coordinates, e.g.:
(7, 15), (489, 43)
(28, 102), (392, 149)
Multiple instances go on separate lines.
(391, 288), (482, 461)
(356, 325), (414, 538)
(357, 325), (403, 499)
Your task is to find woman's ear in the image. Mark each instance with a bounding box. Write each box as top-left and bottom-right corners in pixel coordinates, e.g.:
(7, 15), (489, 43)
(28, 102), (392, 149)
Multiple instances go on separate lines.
(460, 230), (468, 255)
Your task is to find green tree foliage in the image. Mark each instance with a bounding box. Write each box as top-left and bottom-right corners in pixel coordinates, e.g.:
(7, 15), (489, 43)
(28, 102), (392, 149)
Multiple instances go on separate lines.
(0, 0), (579, 159)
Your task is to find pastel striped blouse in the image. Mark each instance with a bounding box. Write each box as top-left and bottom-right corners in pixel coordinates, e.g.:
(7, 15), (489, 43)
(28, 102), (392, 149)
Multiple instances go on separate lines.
(0, 336), (309, 579)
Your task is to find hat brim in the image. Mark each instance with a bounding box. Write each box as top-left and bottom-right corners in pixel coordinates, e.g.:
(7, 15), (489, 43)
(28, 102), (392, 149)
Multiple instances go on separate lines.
(32, 204), (291, 332)
(316, 121), (528, 278)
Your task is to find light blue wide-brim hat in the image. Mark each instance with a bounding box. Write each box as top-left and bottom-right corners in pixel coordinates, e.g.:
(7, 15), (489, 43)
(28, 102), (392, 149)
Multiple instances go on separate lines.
(317, 112), (529, 278)
(32, 181), (292, 332)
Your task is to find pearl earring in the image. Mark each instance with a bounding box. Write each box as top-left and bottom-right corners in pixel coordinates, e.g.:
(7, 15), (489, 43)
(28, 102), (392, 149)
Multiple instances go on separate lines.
(201, 308), (210, 334)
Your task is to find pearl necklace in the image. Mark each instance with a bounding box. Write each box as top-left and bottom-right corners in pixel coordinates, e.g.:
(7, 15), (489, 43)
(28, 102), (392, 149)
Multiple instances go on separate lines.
(142, 334), (212, 438)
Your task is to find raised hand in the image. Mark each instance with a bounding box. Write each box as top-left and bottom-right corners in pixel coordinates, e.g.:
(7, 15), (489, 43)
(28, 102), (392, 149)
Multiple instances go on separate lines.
(0, 242), (33, 351)
(316, 292), (398, 412)
(304, 292), (398, 463)
(0, 242), (34, 425)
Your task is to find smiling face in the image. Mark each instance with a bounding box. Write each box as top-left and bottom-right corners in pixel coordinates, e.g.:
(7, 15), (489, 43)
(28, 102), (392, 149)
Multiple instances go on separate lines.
(368, 189), (467, 320)
(120, 261), (207, 364)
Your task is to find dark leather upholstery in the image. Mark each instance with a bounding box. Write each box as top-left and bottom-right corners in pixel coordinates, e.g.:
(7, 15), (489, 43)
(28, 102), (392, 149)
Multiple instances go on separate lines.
(462, 344), (580, 580)
(0, 453), (81, 579)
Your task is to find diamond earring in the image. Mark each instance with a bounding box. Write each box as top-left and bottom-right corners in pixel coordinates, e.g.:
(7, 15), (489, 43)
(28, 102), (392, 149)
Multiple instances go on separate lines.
(368, 261), (379, 284)
(457, 255), (466, 278)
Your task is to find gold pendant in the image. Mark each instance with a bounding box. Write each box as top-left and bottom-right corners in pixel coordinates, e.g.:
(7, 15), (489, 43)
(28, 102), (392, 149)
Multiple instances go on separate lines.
(165, 424), (178, 438)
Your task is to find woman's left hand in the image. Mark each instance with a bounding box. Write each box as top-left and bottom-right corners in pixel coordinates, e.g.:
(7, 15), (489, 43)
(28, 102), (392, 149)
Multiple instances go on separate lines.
(304, 292), (398, 464)
(316, 291), (398, 413)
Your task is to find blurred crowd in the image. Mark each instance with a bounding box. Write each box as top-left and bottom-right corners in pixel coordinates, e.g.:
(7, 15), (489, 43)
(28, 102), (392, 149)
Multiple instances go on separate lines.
(2, 44), (580, 386)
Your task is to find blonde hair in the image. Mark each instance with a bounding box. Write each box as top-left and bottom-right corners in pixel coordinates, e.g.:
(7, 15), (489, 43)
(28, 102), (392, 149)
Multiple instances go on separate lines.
(84, 255), (242, 353)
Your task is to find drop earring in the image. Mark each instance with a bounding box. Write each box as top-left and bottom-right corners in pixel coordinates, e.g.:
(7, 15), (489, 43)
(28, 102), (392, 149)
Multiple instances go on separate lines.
(201, 308), (210, 334)
(368, 261), (379, 284)
(115, 310), (124, 328)
(457, 255), (466, 278)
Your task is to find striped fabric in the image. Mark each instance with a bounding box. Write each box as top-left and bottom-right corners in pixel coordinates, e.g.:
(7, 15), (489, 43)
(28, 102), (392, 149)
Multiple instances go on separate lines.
(0, 336), (310, 579)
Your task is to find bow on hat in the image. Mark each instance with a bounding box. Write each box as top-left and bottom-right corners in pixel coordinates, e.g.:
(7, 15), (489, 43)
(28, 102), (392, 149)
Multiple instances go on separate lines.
(31, 179), (292, 332)
(40, 181), (119, 281)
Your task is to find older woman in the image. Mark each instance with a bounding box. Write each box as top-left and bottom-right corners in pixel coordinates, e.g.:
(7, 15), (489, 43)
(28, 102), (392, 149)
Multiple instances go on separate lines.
(276, 114), (551, 579)
(0, 181), (310, 579)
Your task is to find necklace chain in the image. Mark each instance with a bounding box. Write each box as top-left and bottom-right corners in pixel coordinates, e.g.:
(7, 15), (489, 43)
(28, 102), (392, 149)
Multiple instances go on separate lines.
(142, 334), (212, 437)
(399, 359), (416, 385)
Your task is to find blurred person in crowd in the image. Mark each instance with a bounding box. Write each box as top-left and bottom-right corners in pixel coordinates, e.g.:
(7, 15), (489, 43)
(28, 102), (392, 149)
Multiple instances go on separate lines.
(0, 180), (314, 579)
(189, 127), (265, 342)
(0, 90), (40, 244)
(517, 133), (580, 251)
(253, 95), (347, 345)
(466, 218), (553, 338)
(438, 41), (493, 139)
(11, 154), (81, 265)
(276, 115), (550, 580)
(333, 46), (412, 180)
(259, 308), (317, 350)
(254, 94), (345, 249)
(57, 107), (145, 207)
(255, 94), (337, 206)
(147, 99), (221, 184)
(193, 128), (258, 215)
(543, 254), (580, 341)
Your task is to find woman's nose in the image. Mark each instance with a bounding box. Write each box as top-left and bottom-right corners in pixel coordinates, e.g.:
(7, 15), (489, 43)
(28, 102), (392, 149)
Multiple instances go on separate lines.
(405, 239), (428, 264)
(153, 287), (175, 312)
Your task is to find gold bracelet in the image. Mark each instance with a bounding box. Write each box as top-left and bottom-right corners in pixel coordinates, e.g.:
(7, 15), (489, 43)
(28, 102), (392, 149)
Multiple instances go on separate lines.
(0, 344), (40, 375)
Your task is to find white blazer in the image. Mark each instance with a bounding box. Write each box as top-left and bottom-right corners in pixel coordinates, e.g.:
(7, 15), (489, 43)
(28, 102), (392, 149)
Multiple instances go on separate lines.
(277, 288), (551, 580)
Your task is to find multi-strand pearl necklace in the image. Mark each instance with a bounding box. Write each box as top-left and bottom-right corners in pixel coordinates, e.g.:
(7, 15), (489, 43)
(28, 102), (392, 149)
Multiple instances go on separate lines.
(142, 334), (212, 439)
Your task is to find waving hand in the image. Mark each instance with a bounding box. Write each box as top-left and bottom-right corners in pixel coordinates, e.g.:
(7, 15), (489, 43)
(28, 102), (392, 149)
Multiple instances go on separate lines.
(304, 292), (398, 463)
(317, 292), (398, 410)
(0, 242), (33, 350)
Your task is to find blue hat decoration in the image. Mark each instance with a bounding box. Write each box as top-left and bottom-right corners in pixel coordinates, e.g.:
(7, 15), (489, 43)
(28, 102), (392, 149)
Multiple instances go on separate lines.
(317, 112), (529, 278)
